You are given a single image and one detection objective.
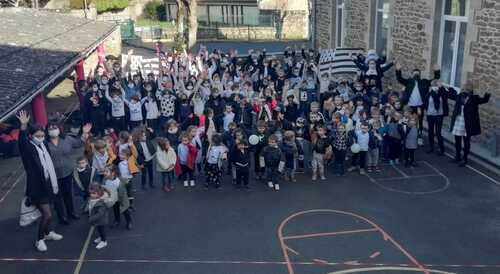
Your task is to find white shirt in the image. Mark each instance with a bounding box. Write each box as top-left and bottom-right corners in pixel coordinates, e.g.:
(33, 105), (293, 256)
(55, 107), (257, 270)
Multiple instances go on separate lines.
(223, 112), (235, 131)
(408, 84), (423, 106)
(207, 145), (227, 164)
(144, 98), (159, 119)
(119, 160), (132, 179)
(127, 101), (143, 121)
(427, 95), (443, 116)
(356, 131), (370, 151)
(140, 142), (154, 162)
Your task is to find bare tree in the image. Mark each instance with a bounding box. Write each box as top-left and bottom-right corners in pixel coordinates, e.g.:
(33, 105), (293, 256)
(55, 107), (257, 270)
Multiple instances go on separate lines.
(0, 0), (22, 7)
(172, 0), (197, 50)
(273, 0), (290, 40)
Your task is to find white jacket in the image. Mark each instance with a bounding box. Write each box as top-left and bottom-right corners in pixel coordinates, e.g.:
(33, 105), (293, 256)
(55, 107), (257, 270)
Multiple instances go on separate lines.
(156, 146), (176, 172)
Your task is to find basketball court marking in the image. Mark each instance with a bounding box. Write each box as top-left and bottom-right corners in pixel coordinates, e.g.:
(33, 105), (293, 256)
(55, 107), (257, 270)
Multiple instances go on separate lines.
(2, 256), (500, 271)
(364, 161), (450, 195)
(444, 152), (500, 186)
(73, 226), (94, 274)
(277, 209), (430, 274)
(326, 266), (456, 274)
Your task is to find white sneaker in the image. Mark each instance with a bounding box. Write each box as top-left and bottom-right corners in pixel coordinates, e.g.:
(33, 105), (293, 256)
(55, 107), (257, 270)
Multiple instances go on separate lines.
(35, 240), (47, 252)
(183, 181), (188, 187)
(94, 237), (102, 244)
(321, 176), (326, 180)
(274, 184), (280, 191)
(96, 241), (107, 249)
(312, 175), (317, 181)
(267, 182), (274, 188)
(190, 180), (195, 187)
(44, 231), (63, 241)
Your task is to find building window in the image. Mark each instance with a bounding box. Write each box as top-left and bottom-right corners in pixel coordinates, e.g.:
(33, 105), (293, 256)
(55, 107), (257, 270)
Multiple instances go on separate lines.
(336, 0), (345, 47)
(374, 0), (390, 54)
(439, 0), (468, 88)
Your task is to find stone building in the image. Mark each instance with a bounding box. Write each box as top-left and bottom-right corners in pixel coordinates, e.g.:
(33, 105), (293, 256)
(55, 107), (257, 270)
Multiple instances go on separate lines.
(313, 0), (500, 159)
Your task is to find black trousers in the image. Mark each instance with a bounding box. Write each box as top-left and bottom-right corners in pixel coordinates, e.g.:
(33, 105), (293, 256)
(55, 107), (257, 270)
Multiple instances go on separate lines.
(333, 149), (346, 175)
(113, 203), (132, 225)
(111, 116), (125, 133)
(236, 166), (249, 186)
(54, 175), (75, 221)
(427, 115), (444, 152)
(180, 164), (194, 181)
(404, 148), (416, 164)
(388, 137), (402, 161)
(454, 135), (471, 161)
(96, 225), (107, 241)
(351, 151), (367, 169)
(141, 160), (154, 188)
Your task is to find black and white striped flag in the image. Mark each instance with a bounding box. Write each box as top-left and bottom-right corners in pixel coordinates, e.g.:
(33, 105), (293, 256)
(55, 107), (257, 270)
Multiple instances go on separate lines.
(319, 48), (364, 75)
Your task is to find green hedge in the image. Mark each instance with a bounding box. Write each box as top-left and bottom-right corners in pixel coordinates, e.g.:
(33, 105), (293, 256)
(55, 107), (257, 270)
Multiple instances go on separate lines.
(143, 1), (166, 21)
(95, 0), (129, 13)
(69, 0), (129, 13)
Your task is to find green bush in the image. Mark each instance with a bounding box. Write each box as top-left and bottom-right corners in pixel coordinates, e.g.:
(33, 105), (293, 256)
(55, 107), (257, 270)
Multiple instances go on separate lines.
(143, 1), (166, 21)
(95, 0), (129, 13)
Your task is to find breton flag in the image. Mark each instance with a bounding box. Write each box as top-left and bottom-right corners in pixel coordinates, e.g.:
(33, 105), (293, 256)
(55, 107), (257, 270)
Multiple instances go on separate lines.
(319, 48), (364, 75)
(120, 55), (161, 76)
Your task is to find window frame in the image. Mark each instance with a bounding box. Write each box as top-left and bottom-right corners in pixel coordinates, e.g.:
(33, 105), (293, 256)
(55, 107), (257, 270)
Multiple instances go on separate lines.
(336, 0), (345, 48)
(373, 0), (391, 55)
(438, 0), (469, 88)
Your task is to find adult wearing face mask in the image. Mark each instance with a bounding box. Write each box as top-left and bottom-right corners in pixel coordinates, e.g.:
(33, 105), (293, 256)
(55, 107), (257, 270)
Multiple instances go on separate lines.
(46, 121), (91, 224)
(352, 50), (394, 94)
(423, 80), (449, 155)
(446, 81), (491, 167)
(396, 63), (441, 141)
(17, 111), (63, 252)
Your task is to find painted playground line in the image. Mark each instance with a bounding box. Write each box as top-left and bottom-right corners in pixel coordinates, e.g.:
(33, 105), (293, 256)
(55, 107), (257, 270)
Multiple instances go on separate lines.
(278, 209), (430, 274)
(364, 161), (450, 195)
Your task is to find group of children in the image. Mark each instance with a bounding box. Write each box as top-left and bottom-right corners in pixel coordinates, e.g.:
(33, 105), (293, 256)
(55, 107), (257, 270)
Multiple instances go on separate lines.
(73, 45), (437, 249)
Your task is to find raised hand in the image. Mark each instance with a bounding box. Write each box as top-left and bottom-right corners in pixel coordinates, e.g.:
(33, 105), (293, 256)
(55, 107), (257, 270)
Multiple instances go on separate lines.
(395, 62), (402, 70)
(17, 110), (30, 125)
(82, 123), (92, 134)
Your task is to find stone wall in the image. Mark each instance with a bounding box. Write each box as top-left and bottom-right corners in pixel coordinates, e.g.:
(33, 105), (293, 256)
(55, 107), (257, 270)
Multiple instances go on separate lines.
(468, 0), (500, 152)
(343, 0), (369, 48)
(282, 10), (309, 40)
(198, 26), (276, 41)
(314, 0), (332, 48)
(390, 0), (434, 74)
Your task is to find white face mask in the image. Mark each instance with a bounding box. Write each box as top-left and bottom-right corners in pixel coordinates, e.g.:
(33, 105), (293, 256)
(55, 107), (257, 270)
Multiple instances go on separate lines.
(32, 136), (45, 144)
(48, 128), (60, 138)
(431, 86), (439, 92)
(77, 166), (87, 172)
(128, 84), (134, 89)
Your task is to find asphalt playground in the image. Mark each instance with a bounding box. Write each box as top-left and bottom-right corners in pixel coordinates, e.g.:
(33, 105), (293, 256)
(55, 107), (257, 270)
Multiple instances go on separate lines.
(1, 149), (500, 274)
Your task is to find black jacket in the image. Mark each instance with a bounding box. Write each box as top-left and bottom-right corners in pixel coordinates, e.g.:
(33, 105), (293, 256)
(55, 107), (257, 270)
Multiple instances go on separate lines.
(19, 129), (55, 202)
(135, 140), (157, 165)
(447, 88), (490, 137)
(423, 87), (449, 117)
(397, 69), (441, 106)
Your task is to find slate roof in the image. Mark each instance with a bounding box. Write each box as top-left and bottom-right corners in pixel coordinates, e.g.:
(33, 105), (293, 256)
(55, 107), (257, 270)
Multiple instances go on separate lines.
(0, 8), (118, 122)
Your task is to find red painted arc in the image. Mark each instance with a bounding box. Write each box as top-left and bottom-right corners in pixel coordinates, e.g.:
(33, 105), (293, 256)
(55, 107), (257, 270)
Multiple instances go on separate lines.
(277, 209), (430, 274)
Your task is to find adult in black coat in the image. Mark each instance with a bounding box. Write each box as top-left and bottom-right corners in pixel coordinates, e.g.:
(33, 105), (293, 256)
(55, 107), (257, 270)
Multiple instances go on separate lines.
(446, 81), (491, 166)
(423, 80), (449, 155)
(17, 111), (63, 252)
(396, 63), (441, 136)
